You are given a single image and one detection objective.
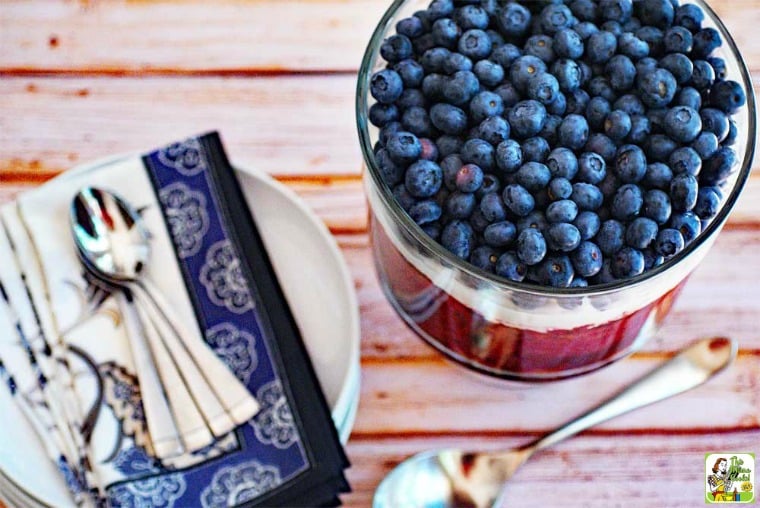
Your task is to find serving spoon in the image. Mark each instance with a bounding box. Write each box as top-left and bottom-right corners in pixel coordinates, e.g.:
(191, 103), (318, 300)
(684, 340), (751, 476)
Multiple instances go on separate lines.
(373, 337), (737, 508)
(70, 187), (260, 454)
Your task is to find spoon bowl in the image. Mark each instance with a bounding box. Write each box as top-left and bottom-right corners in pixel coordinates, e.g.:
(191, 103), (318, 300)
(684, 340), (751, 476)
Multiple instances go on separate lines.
(373, 337), (737, 508)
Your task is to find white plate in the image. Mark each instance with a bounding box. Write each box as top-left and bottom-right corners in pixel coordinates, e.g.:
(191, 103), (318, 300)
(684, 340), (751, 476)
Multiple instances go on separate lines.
(0, 161), (360, 506)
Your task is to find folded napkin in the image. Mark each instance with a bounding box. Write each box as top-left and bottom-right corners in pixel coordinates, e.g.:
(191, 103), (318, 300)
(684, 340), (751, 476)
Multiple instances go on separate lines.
(0, 132), (350, 506)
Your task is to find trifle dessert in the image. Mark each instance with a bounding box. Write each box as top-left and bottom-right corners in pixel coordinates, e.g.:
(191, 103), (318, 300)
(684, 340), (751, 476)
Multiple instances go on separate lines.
(357, 0), (755, 380)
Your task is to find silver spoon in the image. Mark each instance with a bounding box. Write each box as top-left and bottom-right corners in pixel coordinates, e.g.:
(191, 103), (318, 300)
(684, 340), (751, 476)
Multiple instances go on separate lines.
(70, 187), (260, 452)
(373, 337), (737, 508)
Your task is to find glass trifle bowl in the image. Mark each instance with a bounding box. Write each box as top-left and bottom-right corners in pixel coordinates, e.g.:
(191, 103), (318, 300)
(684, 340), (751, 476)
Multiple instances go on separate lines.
(356, 0), (756, 381)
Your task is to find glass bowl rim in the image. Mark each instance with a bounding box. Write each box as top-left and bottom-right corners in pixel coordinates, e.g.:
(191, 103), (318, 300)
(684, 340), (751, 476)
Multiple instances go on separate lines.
(356, 0), (757, 297)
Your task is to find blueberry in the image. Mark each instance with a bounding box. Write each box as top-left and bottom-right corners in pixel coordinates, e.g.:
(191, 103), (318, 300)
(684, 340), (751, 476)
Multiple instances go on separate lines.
(421, 47), (452, 74)
(636, 26), (665, 57)
(614, 145), (647, 183)
(637, 68), (677, 108)
(635, 56), (658, 77)
(495, 251), (527, 281)
(663, 26), (693, 54)
(587, 31), (618, 64)
(675, 87), (702, 112)
(470, 91), (505, 123)
(515, 162), (551, 192)
(662, 106), (702, 144)
(654, 228), (685, 257)
(611, 183), (644, 220)
(606, 55), (636, 91)
(554, 28), (584, 59)
(646, 107), (668, 133)
(546, 199), (579, 223)
(510, 55), (548, 92)
(496, 2), (532, 38)
(574, 21), (600, 40)
(461, 138), (495, 171)
(525, 35), (556, 63)
(536, 255), (575, 287)
(691, 132), (719, 160)
(443, 70), (480, 105)
(540, 3), (574, 35)
(669, 147), (702, 176)
(405, 159), (443, 198)
(570, 0), (598, 22)
(625, 217), (659, 249)
(508, 100), (547, 139)
(573, 154), (605, 187)
(643, 162), (673, 190)
(526, 72), (560, 105)
(476, 173), (501, 199)
(599, 0), (633, 22)
(586, 76), (616, 101)
(480, 192), (508, 222)
(412, 33), (437, 55)
(454, 163), (484, 193)
(585, 133), (618, 163)
(604, 110), (632, 141)
(574, 210), (602, 240)
(600, 21), (623, 37)
(394, 59), (424, 88)
(644, 134), (678, 162)
(440, 154), (463, 191)
(614, 94), (647, 116)
(700, 108), (730, 142)
(490, 45), (523, 72)
(557, 114), (589, 151)
(469, 246), (498, 273)
(658, 53), (693, 84)
(636, 0), (674, 28)
(670, 211), (701, 243)
(369, 103), (399, 127)
(549, 177), (574, 200)
(517, 228), (548, 265)
(521, 137), (551, 164)
(430, 103), (467, 135)
(370, 69), (403, 104)
(496, 139), (524, 174)
(472, 60), (504, 88)
(627, 115), (651, 144)
(539, 114), (563, 145)
(517, 210), (549, 233)
(572, 182), (604, 211)
(409, 200), (443, 225)
(397, 88), (428, 110)
(692, 27), (722, 58)
(690, 59), (715, 91)
(571, 241), (604, 277)
(445, 191), (477, 218)
(455, 5), (489, 30)
(441, 220), (475, 258)
(503, 184), (536, 217)
(393, 183), (417, 212)
(419, 138), (439, 161)
(596, 219), (626, 255)
(724, 120), (739, 146)
(586, 97), (612, 130)
(381, 34), (413, 63)
(442, 52), (473, 75)
(493, 82), (521, 108)
(484, 219), (518, 248)
(478, 116), (511, 146)
(432, 18), (462, 49)
(550, 59), (582, 93)
(458, 29), (492, 60)
(386, 131), (422, 164)
(375, 148), (405, 186)
(546, 94), (568, 118)
(618, 32), (650, 60)
(694, 186), (722, 220)
(427, 0), (454, 21)
(437, 135), (463, 159)
(402, 106), (436, 138)
(710, 80), (747, 114)
(378, 121), (403, 147)
(612, 246), (645, 278)
(675, 4), (704, 32)
(643, 189), (672, 224)
(701, 146), (737, 186)
(670, 173), (698, 212)
(421, 222), (442, 240)
(565, 89), (591, 115)
(396, 16), (425, 38)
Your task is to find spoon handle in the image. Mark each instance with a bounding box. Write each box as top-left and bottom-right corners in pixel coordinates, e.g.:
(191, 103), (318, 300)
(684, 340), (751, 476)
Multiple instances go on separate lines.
(526, 337), (736, 454)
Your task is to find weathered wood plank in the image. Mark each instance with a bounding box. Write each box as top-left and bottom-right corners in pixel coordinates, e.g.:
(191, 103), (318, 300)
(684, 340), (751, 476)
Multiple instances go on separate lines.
(343, 433), (760, 507)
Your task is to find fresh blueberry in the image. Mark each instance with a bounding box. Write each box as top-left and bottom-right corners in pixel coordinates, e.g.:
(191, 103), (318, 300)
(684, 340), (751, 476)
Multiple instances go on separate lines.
(381, 34), (413, 63)
(596, 219), (626, 255)
(643, 189), (672, 224)
(606, 55), (636, 91)
(546, 147), (579, 180)
(412, 33), (436, 55)
(516, 210), (548, 233)
(710, 80), (747, 114)
(574, 153), (606, 185)
(599, 0), (633, 22)
(461, 138), (495, 171)
(546, 94), (568, 117)
(455, 163), (484, 193)
(419, 138), (439, 161)
(442, 70), (479, 105)
(614, 145), (647, 183)
(675, 87), (702, 112)
(427, 0), (454, 21)
(440, 154), (463, 191)
(470, 91), (505, 123)
(405, 159), (443, 198)
(469, 246), (498, 273)
(472, 60), (504, 88)
(421, 222), (442, 240)
(586, 97), (612, 131)
(675, 3), (704, 32)
(496, 139), (524, 174)
(370, 69), (403, 104)
(663, 26), (693, 54)
(397, 88), (428, 110)
(539, 114), (563, 145)
(540, 3), (574, 35)
(625, 217), (659, 249)
(546, 199), (579, 223)
(604, 109), (632, 140)
(598, 172), (619, 202)
(369, 103), (399, 127)
(644, 134), (679, 162)
(587, 31), (618, 64)
(635, 56), (659, 77)
(496, 2), (532, 38)
(636, 0), (674, 28)
(643, 162), (673, 190)
(654, 228), (685, 257)
(646, 107), (668, 133)
(536, 255), (575, 287)
(516, 228), (548, 265)
(526, 72), (560, 105)
(565, 89), (591, 115)
(572, 182), (604, 211)
(386, 131), (422, 165)
(402, 106), (436, 138)
(495, 251), (527, 281)
(525, 35), (556, 63)
(510, 55), (548, 92)
(708, 56), (728, 80)
(570, 0), (598, 22)
(612, 246), (645, 278)
(669, 147), (702, 176)
(455, 4), (489, 30)
(557, 114), (589, 151)
(441, 220), (475, 259)
(637, 68), (677, 108)
(571, 241), (604, 277)
(508, 100), (548, 139)
(586, 76), (616, 101)
(694, 186), (722, 220)
(479, 192), (507, 222)
(574, 210), (602, 240)
(690, 59), (715, 91)
(724, 120), (739, 146)
(700, 108), (730, 142)
(476, 173), (501, 199)
(458, 29), (492, 60)
(409, 200), (442, 225)
(503, 184), (536, 217)
(490, 43), (523, 69)
(478, 116), (511, 146)
(551, 59), (582, 93)
(692, 27), (722, 58)
(375, 148), (405, 186)
(431, 18), (462, 49)
(549, 177), (574, 200)
(515, 162), (552, 192)
(442, 52), (473, 74)
(378, 121), (403, 147)
(600, 21), (623, 37)
(493, 82), (521, 108)
(585, 133), (618, 163)
(701, 146), (737, 186)
(663, 106), (702, 143)
(394, 59), (424, 88)
(437, 136), (463, 159)
(691, 132), (719, 160)
(430, 103), (467, 135)
(618, 32), (650, 60)
(670, 211), (701, 244)
(614, 94), (647, 116)
(445, 191), (477, 218)
(396, 16), (425, 38)
(393, 183), (417, 212)
(521, 138), (550, 164)
(554, 28), (584, 59)
(636, 26), (665, 57)
(611, 183), (644, 220)
(670, 173), (698, 212)
(421, 47), (452, 74)
(658, 53), (693, 84)
(627, 115), (651, 144)
(575, 21), (600, 40)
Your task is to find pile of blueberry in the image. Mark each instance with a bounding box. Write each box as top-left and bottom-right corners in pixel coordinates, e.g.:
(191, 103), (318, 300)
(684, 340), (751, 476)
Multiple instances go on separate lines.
(368, 0), (746, 287)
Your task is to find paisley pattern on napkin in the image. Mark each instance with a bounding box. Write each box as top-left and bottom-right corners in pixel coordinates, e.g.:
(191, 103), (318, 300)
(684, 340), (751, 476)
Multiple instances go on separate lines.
(251, 380), (297, 449)
(205, 322), (258, 384)
(110, 447), (186, 508)
(200, 459), (282, 508)
(157, 139), (208, 176)
(159, 182), (209, 259)
(199, 240), (255, 314)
